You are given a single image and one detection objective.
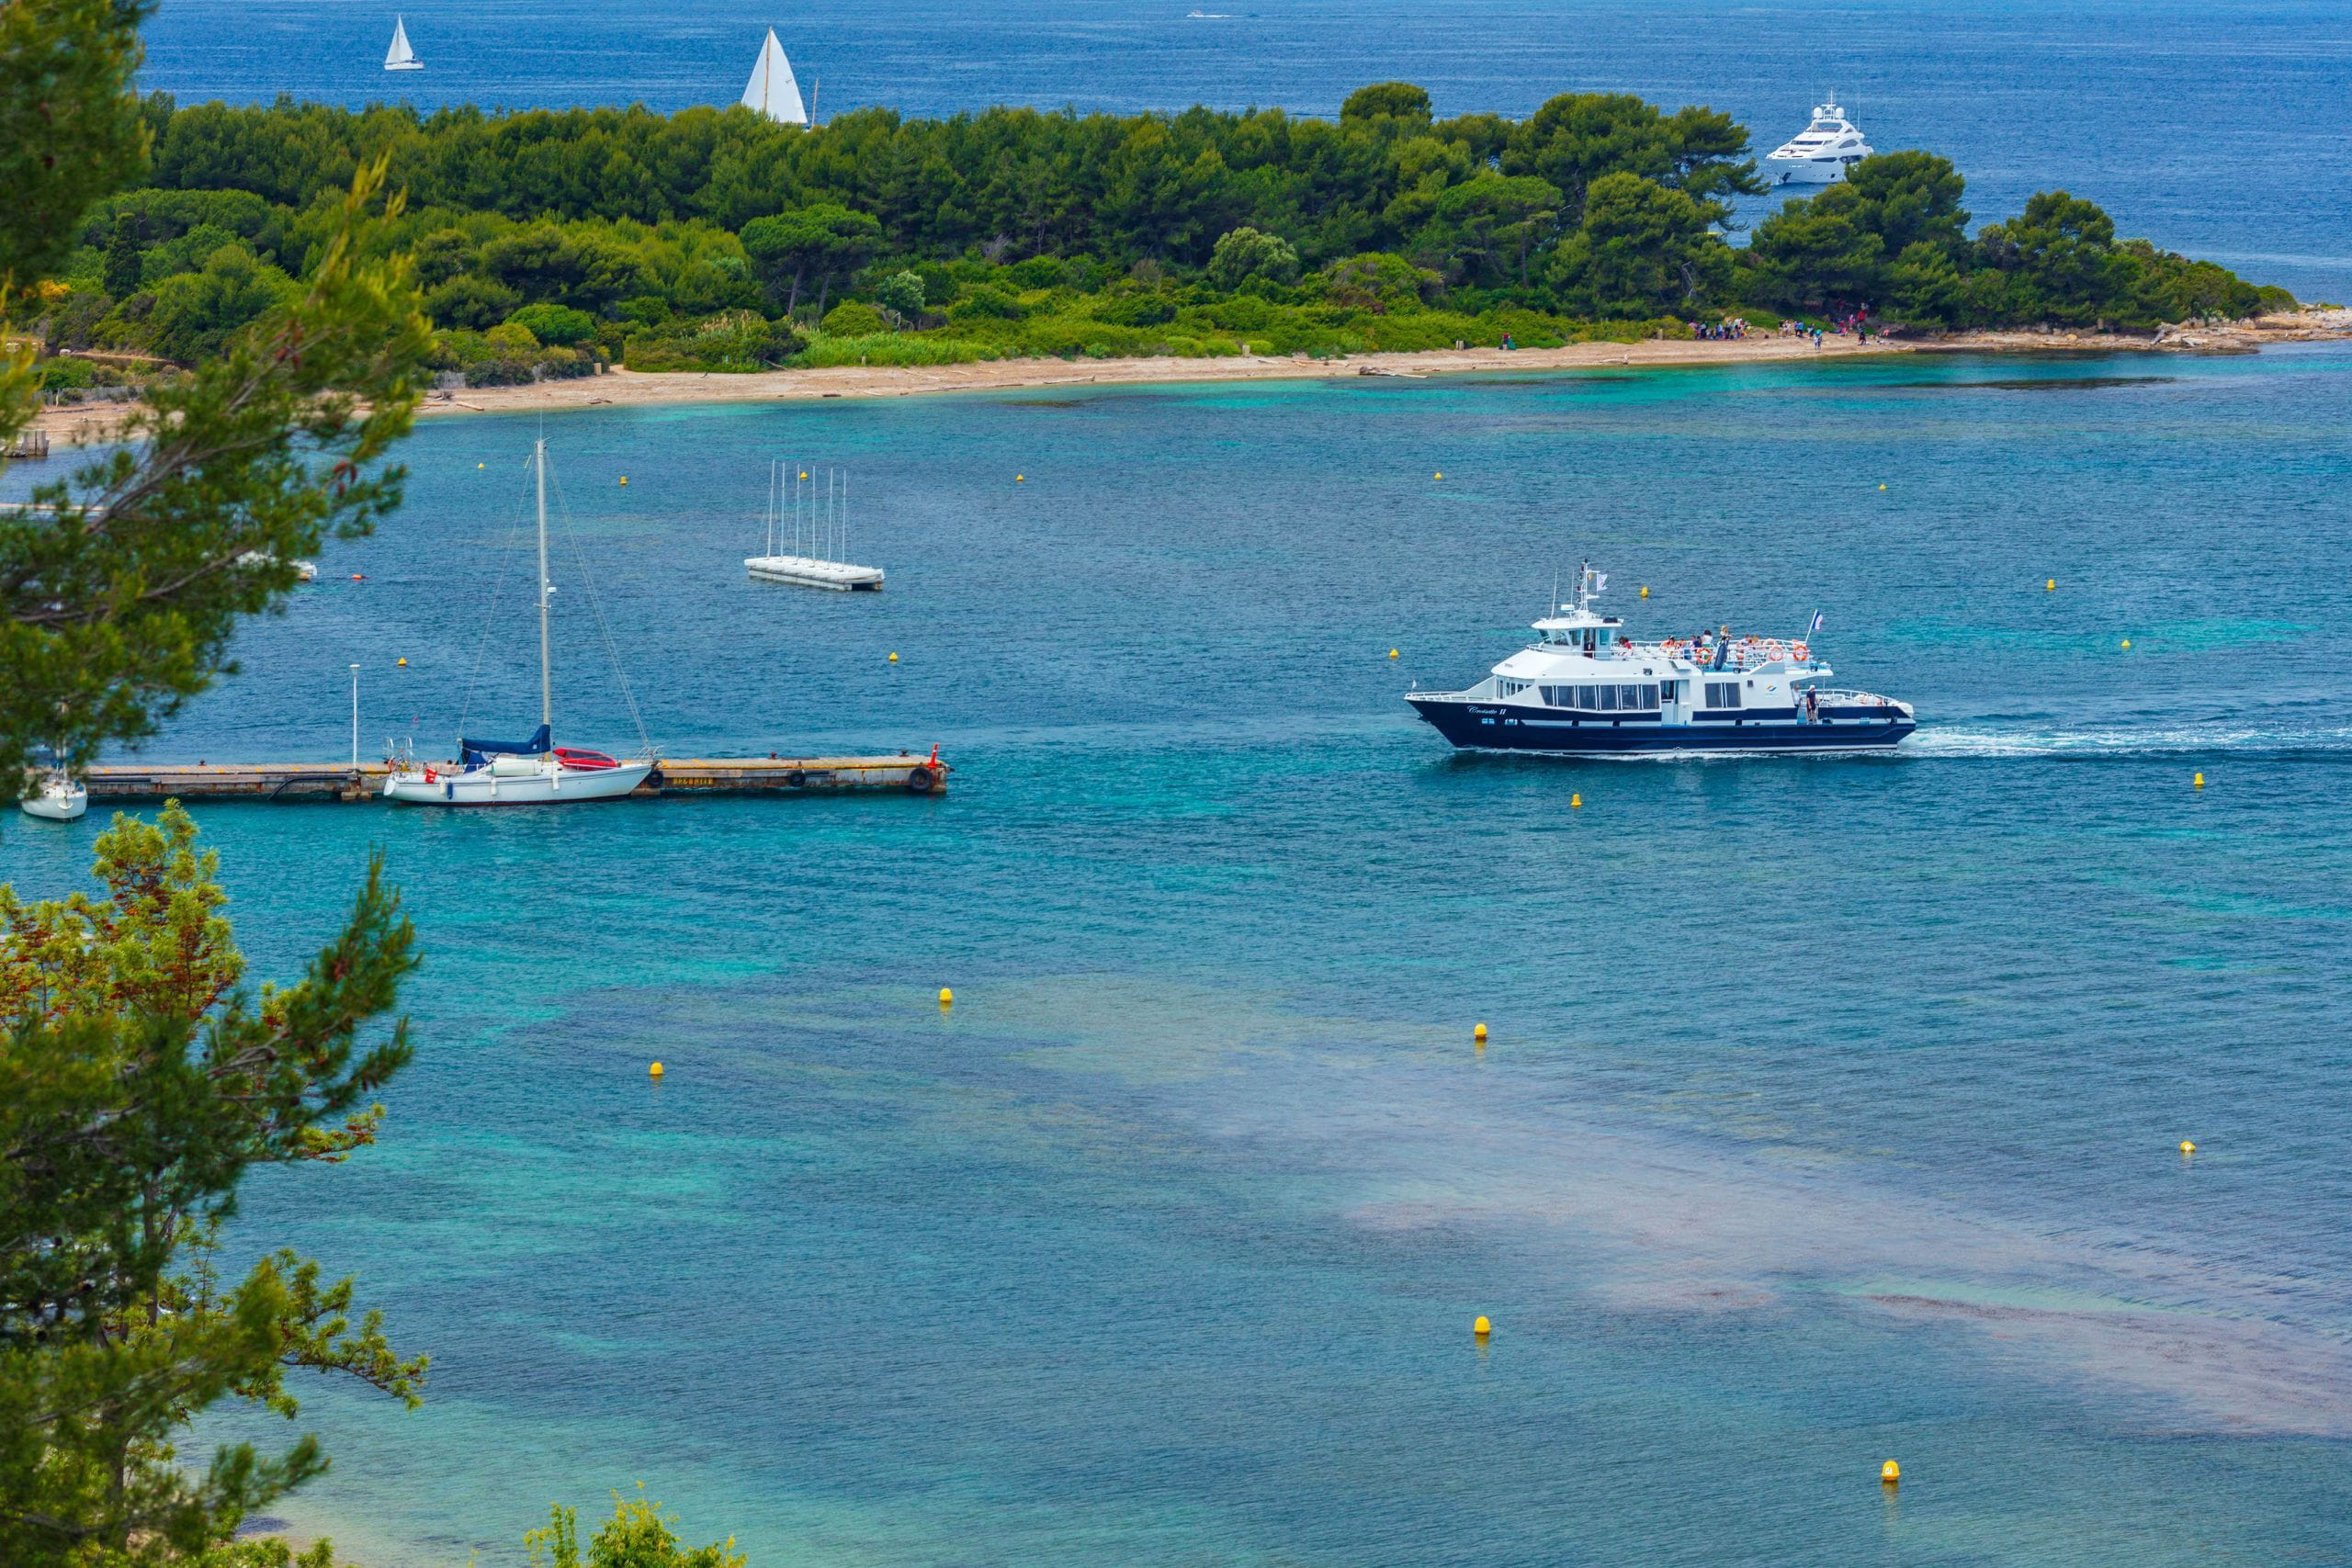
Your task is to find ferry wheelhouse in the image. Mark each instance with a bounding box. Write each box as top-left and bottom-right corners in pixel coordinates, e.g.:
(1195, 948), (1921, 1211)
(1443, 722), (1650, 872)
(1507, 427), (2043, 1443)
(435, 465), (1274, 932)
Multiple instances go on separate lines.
(1406, 568), (1914, 755)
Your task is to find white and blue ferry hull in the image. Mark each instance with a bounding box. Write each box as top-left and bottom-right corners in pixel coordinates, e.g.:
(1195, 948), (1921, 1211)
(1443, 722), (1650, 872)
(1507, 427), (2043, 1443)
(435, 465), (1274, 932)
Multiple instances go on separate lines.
(1408, 697), (1914, 755)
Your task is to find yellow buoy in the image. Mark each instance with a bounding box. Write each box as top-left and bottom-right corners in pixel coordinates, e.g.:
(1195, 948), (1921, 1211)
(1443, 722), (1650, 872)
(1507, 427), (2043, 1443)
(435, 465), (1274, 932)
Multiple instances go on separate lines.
(396, 657), (408, 667)
(1015, 474), (1025, 482)
(1473, 1314), (1491, 1337)
(1639, 585), (1649, 598)
(1474, 1021), (1487, 1042)
(2180, 1139), (2196, 1155)
(1571, 793), (1582, 808)
(2194, 772), (2204, 789)
(1878, 483), (1887, 491)
(1433, 471), (1443, 480)
(618, 477), (628, 486)
(649, 1061), (663, 1077)
(1881, 1460), (1900, 1485)
(888, 652), (899, 662)
(2120, 638), (2132, 649)
(477, 462), (485, 469)
(2046, 579), (2056, 592)
(939, 987), (954, 1006)
(1389, 649), (1399, 659)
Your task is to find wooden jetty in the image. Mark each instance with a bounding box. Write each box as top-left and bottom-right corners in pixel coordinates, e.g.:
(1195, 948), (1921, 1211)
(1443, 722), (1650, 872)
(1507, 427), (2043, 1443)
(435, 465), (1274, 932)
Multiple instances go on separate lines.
(82, 753), (948, 804)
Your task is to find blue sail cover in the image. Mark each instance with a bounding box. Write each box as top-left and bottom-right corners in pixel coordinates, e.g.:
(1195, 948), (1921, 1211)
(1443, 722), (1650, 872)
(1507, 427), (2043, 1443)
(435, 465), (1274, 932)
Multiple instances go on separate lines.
(459, 723), (550, 767)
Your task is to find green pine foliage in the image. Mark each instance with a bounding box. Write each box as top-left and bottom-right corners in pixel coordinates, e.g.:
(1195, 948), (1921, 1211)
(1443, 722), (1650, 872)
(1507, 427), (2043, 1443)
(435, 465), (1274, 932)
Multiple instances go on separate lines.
(16, 82), (2292, 385)
(526, 1487), (745, 1568)
(0, 805), (423, 1564)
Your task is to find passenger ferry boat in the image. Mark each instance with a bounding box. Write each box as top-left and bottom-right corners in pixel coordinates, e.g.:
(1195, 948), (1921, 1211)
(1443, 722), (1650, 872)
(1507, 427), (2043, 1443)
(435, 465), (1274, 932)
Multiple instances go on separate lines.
(1764, 97), (1872, 185)
(1406, 567), (1915, 755)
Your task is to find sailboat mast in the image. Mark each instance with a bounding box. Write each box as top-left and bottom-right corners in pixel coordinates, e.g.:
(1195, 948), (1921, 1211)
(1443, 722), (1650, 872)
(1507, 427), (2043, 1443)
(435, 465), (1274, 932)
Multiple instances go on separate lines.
(536, 439), (552, 733)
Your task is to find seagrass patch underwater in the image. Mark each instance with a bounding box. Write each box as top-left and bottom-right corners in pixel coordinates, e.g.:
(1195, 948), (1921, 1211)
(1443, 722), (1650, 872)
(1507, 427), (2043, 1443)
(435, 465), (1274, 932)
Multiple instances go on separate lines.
(7, 347), (2351, 1565)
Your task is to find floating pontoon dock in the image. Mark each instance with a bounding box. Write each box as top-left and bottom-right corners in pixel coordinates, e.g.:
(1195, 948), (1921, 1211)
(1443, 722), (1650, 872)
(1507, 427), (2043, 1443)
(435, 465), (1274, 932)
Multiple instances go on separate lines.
(744, 553), (884, 590)
(82, 753), (947, 804)
(744, 462), (884, 590)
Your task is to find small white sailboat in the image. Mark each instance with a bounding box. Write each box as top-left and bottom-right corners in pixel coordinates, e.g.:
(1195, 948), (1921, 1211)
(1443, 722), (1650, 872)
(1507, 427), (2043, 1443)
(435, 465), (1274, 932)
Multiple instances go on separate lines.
(745, 462), (883, 591)
(382, 441), (656, 807)
(19, 751), (87, 822)
(384, 16), (423, 72)
(739, 28), (808, 125)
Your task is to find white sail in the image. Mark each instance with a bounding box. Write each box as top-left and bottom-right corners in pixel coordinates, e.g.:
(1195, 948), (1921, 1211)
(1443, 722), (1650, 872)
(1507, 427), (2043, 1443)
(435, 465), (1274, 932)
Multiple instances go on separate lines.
(740, 28), (807, 124)
(384, 16), (422, 70)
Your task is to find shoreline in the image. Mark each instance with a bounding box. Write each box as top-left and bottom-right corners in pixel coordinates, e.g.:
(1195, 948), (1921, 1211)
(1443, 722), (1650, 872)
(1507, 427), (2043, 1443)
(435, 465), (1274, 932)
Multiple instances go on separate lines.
(25, 310), (2350, 444)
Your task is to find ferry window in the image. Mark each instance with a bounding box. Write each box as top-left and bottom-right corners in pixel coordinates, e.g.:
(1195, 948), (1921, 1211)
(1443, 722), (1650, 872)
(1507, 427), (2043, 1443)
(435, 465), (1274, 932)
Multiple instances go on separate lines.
(1599, 685), (1619, 711)
(1583, 630), (1597, 652)
(1577, 684), (1598, 708)
(1641, 684), (1659, 708)
(1618, 684), (1638, 709)
(1659, 681), (1676, 702)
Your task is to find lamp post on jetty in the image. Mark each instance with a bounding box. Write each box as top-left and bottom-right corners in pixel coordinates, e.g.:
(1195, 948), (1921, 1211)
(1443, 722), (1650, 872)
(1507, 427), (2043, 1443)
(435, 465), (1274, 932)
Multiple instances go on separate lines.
(349, 664), (361, 767)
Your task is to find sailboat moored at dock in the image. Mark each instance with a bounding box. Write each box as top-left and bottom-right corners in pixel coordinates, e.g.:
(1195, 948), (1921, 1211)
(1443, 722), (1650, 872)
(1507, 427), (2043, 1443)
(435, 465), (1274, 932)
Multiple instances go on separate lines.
(383, 440), (656, 805)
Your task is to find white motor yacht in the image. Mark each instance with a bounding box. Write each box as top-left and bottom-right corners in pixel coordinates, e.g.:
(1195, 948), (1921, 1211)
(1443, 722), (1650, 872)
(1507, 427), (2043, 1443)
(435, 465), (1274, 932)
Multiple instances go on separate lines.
(1765, 98), (1872, 186)
(1406, 564), (1915, 755)
(382, 440), (655, 807)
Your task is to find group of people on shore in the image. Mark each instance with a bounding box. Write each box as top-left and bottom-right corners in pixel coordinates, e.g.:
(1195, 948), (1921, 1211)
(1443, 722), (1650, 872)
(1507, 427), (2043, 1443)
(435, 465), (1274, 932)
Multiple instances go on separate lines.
(1674, 307), (1901, 349)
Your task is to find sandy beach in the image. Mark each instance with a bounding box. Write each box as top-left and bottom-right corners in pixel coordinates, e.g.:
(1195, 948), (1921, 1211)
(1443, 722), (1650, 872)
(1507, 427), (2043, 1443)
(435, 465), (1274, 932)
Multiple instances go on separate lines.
(26, 310), (2350, 448)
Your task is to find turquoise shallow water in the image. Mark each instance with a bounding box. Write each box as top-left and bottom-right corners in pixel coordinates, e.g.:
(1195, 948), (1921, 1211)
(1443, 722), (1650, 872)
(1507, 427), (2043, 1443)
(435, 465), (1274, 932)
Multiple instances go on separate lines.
(6, 348), (2352, 1564)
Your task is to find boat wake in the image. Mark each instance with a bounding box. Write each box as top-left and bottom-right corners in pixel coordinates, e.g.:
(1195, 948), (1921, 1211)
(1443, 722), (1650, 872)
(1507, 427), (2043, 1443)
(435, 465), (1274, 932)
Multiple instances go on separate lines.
(1906, 722), (2352, 760)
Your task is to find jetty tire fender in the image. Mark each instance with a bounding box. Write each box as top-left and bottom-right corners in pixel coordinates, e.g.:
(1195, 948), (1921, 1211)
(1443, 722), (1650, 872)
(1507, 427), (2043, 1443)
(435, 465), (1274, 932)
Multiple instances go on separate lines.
(784, 769), (808, 788)
(906, 766), (938, 795)
(643, 769), (664, 792)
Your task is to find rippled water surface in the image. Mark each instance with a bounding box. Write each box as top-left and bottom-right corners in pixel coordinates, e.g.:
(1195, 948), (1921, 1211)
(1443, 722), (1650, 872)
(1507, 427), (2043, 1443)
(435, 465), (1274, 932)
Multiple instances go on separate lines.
(6, 347), (2350, 1564)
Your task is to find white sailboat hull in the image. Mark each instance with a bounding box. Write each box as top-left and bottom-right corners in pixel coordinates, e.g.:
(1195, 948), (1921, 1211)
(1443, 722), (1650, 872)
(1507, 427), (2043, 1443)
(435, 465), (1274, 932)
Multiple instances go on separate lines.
(385, 62), (424, 71)
(383, 759), (653, 807)
(19, 778), (88, 821)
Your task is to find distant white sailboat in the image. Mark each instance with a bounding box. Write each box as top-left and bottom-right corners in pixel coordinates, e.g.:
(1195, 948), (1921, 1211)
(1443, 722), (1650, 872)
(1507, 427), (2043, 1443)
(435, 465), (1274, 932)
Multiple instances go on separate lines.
(384, 15), (423, 71)
(740, 28), (808, 125)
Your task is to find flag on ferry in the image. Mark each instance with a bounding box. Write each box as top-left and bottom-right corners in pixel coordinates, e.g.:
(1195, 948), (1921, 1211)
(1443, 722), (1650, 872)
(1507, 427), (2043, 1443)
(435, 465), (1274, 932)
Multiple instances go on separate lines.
(1591, 571), (1608, 591)
(1808, 609), (1825, 634)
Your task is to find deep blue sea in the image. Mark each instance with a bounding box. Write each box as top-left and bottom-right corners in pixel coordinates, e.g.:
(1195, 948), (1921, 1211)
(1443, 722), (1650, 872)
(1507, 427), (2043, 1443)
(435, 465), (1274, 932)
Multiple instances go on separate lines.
(134, 0), (2352, 303)
(6, 345), (2352, 1564)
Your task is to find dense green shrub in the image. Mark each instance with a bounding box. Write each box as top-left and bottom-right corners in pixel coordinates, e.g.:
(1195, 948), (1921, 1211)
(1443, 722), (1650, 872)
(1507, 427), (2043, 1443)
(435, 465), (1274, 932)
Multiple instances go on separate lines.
(818, 299), (888, 336)
(506, 302), (598, 345)
(624, 310), (805, 371)
(54, 86), (2290, 369)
